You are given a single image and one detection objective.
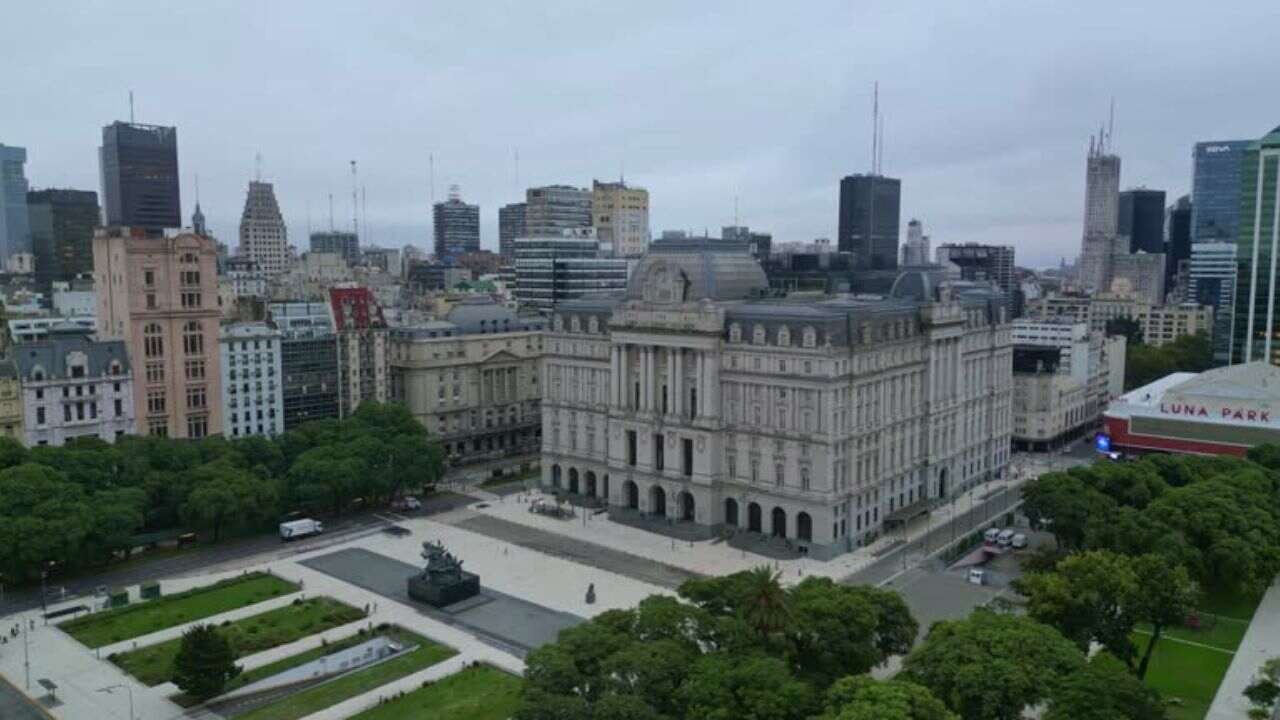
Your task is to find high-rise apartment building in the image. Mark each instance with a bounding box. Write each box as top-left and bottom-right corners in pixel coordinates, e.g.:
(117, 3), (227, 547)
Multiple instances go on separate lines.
(592, 180), (650, 257)
(498, 202), (526, 261)
(27, 189), (99, 292)
(310, 230), (360, 265)
(901, 219), (930, 266)
(220, 322), (284, 437)
(238, 181), (289, 275)
(1233, 126), (1280, 365)
(1167, 195), (1192, 289)
(328, 286), (388, 416)
(525, 185), (592, 238)
(99, 122), (181, 232)
(268, 301), (340, 428)
(433, 186), (480, 261)
(1189, 242), (1238, 364)
(1118, 188), (1166, 254)
(94, 228), (222, 438)
(837, 174), (900, 269)
(1192, 140), (1252, 243)
(1079, 132), (1122, 292)
(0, 144), (32, 266)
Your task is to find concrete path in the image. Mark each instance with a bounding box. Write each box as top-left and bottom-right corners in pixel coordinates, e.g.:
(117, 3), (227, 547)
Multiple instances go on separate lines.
(1207, 579), (1280, 719)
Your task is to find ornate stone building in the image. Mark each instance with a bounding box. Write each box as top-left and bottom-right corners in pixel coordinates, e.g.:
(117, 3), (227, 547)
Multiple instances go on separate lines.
(540, 243), (1013, 560)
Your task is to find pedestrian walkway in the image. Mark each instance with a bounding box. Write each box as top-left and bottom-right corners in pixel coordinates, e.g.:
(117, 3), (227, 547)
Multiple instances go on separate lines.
(1207, 579), (1280, 719)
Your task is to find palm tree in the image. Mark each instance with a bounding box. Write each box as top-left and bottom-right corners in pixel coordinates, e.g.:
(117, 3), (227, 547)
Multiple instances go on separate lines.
(740, 566), (789, 642)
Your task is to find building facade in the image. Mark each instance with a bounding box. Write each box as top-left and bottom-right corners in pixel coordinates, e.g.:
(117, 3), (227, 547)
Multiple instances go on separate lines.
(219, 322), (284, 437)
(94, 228), (222, 438)
(27, 189), (99, 292)
(269, 301), (339, 428)
(0, 144), (32, 266)
(224, 257), (268, 298)
(540, 249), (1012, 560)
(1118, 188), (1166, 254)
(1026, 293), (1212, 348)
(525, 185), (592, 237)
(13, 325), (135, 446)
(1010, 320), (1125, 451)
(1232, 126), (1280, 365)
(1192, 139), (1252, 244)
(512, 229), (629, 313)
(309, 231), (360, 266)
(1168, 195), (1192, 291)
(901, 219), (929, 266)
(238, 181), (289, 276)
(328, 286), (388, 416)
(433, 187), (480, 261)
(390, 299), (544, 473)
(837, 174), (901, 270)
(498, 202), (526, 261)
(1189, 242), (1237, 363)
(1079, 133), (1122, 292)
(0, 359), (23, 440)
(1109, 251), (1166, 304)
(99, 122), (181, 233)
(721, 226), (773, 266)
(592, 180), (650, 257)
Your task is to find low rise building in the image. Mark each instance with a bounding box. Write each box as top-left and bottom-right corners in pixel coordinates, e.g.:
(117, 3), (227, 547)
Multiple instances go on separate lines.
(390, 298), (545, 473)
(13, 324), (135, 446)
(220, 322), (284, 438)
(1010, 319), (1125, 451)
(1104, 362), (1280, 457)
(1027, 293), (1213, 347)
(0, 359), (22, 440)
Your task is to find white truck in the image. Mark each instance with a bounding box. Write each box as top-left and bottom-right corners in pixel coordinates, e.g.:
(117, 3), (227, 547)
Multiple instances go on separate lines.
(279, 518), (323, 542)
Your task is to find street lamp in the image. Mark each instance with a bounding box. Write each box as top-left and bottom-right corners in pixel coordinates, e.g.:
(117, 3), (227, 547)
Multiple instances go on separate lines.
(97, 683), (135, 720)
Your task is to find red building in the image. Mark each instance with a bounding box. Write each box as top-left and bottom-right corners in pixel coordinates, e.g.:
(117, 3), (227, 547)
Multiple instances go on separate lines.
(1102, 362), (1280, 457)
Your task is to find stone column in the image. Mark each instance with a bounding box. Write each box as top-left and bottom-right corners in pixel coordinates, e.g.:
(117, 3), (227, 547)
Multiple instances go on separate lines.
(696, 351), (706, 417)
(645, 346), (655, 411)
(707, 352), (720, 419)
(619, 344), (629, 408)
(672, 348), (683, 417)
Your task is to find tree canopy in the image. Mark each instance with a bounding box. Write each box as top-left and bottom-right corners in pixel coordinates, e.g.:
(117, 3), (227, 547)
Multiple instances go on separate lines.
(0, 403), (443, 583)
(1124, 331), (1212, 390)
(172, 624), (240, 700)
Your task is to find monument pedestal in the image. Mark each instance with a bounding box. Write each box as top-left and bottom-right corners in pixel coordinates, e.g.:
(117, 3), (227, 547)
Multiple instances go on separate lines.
(408, 571), (480, 608)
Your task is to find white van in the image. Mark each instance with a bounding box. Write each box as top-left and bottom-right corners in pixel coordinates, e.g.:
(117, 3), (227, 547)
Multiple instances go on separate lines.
(983, 528), (1001, 544)
(997, 529), (1016, 547)
(1011, 533), (1028, 549)
(968, 568), (986, 586)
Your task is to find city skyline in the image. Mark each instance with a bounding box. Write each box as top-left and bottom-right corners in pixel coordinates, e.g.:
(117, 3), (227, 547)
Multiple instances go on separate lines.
(3, 2), (1277, 268)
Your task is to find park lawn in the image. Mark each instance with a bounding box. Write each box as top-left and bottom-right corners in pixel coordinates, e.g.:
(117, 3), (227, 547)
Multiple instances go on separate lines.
(112, 597), (364, 686)
(348, 664), (521, 720)
(236, 627), (457, 720)
(61, 572), (298, 648)
(1133, 631), (1234, 720)
(1136, 614), (1249, 653)
(1199, 588), (1263, 622)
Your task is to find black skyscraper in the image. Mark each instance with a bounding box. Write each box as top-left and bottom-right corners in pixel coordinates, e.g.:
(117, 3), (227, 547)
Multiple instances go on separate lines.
(1167, 195), (1192, 287)
(27, 189), (99, 292)
(99, 121), (181, 232)
(1118, 188), (1166, 255)
(837, 174), (900, 269)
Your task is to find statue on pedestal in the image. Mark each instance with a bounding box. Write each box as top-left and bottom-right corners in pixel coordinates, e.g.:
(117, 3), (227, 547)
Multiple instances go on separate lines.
(407, 540), (480, 608)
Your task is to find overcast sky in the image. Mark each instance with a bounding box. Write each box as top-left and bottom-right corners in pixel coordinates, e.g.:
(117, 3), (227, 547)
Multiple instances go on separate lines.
(4, 1), (1277, 268)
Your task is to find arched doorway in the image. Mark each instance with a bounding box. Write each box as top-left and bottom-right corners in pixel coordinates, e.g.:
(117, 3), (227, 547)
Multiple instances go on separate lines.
(551, 464), (562, 489)
(748, 502), (762, 532)
(680, 492), (695, 522)
(724, 498), (739, 527)
(797, 512), (812, 542)
(624, 480), (639, 509)
(771, 507), (787, 538)
(568, 468), (579, 494)
(938, 468), (948, 499)
(650, 486), (667, 516)
(586, 471), (597, 497)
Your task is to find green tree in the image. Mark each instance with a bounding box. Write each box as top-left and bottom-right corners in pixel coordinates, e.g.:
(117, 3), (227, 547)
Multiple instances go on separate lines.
(1014, 550), (1140, 664)
(1046, 652), (1166, 720)
(1021, 472), (1110, 551)
(903, 610), (1085, 720)
(678, 653), (817, 720)
(1124, 332), (1212, 390)
(739, 566), (790, 645)
(786, 578), (917, 686)
(1131, 554), (1198, 679)
(816, 676), (957, 720)
(171, 624), (239, 700)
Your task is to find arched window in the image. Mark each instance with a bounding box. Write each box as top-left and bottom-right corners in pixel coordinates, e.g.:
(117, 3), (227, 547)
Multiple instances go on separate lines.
(777, 326), (791, 347)
(802, 326), (817, 348)
(752, 324), (766, 344)
(144, 323), (164, 358)
(183, 321), (204, 355)
(729, 323), (742, 343)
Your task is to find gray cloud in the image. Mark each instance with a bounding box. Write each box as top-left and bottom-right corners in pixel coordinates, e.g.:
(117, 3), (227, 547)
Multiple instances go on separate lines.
(3, 0), (1277, 269)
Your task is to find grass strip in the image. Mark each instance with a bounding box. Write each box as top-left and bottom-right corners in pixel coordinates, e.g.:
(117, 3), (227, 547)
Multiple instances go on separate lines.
(62, 572), (297, 649)
(348, 664), (521, 720)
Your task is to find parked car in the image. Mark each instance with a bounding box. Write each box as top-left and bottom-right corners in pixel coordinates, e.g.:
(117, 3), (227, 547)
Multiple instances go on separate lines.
(391, 496), (422, 511)
(983, 527), (1002, 544)
(997, 529), (1016, 547)
(1011, 533), (1028, 549)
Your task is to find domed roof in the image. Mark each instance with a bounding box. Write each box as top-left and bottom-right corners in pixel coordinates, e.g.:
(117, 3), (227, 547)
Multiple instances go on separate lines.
(625, 250), (768, 303)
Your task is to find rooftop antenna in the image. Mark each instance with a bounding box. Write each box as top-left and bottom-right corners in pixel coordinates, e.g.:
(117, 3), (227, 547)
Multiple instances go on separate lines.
(328, 193), (335, 232)
(734, 195), (740, 226)
(194, 172), (200, 206)
(362, 186), (368, 245)
(350, 160), (359, 237)
(129, 90), (135, 124)
(1107, 96), (1115, 151)
(255, 152), (262, 182)
(871, 81), (879, 175)
(877, 110), (885, 174)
